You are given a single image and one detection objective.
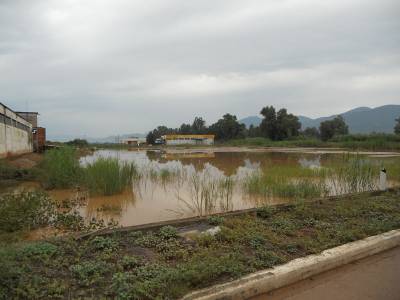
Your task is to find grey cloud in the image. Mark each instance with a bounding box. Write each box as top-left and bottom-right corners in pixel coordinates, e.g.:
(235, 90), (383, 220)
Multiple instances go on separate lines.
(0, 0), (399, 139)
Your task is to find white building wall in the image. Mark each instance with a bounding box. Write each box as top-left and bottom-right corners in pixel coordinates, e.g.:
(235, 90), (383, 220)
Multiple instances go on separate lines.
(0, 103), (33, 158)
(166, 138), (214, 145)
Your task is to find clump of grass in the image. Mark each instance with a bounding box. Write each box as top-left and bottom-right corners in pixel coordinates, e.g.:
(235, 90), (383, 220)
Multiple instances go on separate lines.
(244, 172), (327, 199)
(84, 158), (137, 196)
(329, 155), (377, 194)
(40, 147), (83, 189)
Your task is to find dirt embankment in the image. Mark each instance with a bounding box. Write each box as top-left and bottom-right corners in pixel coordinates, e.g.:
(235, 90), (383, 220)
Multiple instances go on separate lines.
(6, 152), (43, 169)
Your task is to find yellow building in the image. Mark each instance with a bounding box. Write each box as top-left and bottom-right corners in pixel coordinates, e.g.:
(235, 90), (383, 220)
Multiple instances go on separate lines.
(162, 134), (215, 145)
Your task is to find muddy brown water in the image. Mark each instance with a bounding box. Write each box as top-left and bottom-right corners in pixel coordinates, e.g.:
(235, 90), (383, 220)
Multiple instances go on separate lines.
(3, 149), (400, 228)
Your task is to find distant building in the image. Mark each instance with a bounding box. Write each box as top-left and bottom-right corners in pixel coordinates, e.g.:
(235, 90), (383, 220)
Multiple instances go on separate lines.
(121, 137), (146, 146)
(162, 134), (215, 145)
(0, 103), (33, 157)
(16, 111), (46, 152)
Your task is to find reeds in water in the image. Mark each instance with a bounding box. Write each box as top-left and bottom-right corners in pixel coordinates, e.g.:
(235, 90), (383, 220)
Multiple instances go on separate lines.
(84, 157), (137, 196)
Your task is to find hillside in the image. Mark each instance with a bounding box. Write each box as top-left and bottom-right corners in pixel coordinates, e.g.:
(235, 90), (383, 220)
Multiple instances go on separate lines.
(239, 105), (400, 134)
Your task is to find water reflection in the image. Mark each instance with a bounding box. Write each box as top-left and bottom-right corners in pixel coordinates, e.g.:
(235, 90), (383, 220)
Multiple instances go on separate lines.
(5, 149), (394, 228)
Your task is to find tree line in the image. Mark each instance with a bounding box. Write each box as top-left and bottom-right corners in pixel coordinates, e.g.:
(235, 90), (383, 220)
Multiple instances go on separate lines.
(146, 107), (400, 144)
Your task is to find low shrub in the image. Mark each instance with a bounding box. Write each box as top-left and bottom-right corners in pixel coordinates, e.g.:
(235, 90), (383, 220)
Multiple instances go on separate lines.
(41, 147), (83, 189)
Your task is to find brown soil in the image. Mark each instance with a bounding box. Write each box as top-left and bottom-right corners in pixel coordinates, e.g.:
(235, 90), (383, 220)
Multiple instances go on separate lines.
(7, 152), (43, 169)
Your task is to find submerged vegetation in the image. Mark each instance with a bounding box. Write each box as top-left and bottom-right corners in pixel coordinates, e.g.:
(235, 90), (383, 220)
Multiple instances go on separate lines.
(84, 158), (137, 196)
(244, 155), (378, 198)
(1, 189), (399, 299)
(0, 191), (112, 243)
(39, 148), (137, 196)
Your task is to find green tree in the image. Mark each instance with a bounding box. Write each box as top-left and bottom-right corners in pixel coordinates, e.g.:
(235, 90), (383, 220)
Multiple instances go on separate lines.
(209, 114), (246, 140)
(248, 124), (262, 137)
(191, 117), (207, 134)
(179, 123), (192, 134)
(302, 127), (320, 139)
(260, 106), (277, 140)
(66, 139), (89, 147)
(259, 106), (301, 140)
(319, 116), (349, 141)
(146, 126), (176, 144)
(146, 131), (156, 144)
(276, 109), (301, 139)
(394, 117), (400, 135)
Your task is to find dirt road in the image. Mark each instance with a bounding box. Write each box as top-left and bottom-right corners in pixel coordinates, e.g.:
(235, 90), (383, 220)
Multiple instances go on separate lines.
(251, 247), (400, 300)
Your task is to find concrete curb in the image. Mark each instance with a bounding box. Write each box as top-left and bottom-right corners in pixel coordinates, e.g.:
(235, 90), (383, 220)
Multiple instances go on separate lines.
(182, 229), (400, 300)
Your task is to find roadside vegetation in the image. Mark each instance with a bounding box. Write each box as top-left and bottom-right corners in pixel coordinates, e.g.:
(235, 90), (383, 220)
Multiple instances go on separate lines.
(1, 189), (399, 299)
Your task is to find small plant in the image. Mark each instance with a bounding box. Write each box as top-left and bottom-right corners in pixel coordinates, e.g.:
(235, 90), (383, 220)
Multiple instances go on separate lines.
(21, 242), (58, 258)
(90, 236), (118, 251)
(70, 261), (108, 286)
(121, 255), (140, 269)
(159, 226), (178, 239)
(254, 249), (284, 268)
(134, 232), (161, 248)
(248, 235), (266, 249)
(256, 206), (276, 219)
(128, 230), (143, 239)
(207, 215), (224, 226)
(110, 272), (135, 298)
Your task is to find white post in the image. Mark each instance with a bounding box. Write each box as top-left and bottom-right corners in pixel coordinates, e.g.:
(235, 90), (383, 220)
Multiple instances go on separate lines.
(379, 168), (387, 191)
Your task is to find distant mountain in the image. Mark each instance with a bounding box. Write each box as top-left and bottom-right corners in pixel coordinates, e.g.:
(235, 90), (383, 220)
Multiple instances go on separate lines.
(239, 105), (400, 134)
(48, 133), (146, 143)
(239, 116), (262, 128)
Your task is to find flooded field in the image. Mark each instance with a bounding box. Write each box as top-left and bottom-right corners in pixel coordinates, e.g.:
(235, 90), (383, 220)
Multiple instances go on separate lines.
(3, 148), (400, 228)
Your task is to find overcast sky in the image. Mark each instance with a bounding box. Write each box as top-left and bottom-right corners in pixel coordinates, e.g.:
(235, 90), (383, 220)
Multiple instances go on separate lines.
(1, 0), (399, 139)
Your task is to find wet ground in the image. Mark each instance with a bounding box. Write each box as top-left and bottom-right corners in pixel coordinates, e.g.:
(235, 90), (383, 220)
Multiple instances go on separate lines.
(251, 246), (400, 300)
(3, 148), (400, 228)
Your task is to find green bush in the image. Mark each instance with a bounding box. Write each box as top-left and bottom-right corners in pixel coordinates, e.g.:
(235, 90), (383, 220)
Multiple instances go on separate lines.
(70, 261), (109, 286)
(41, 147), (82, 189)
(21, 242), (58, 258)
(159, 226), (178, 239)
(90, 236), (118, 251)
(207, 215), (224, 226)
